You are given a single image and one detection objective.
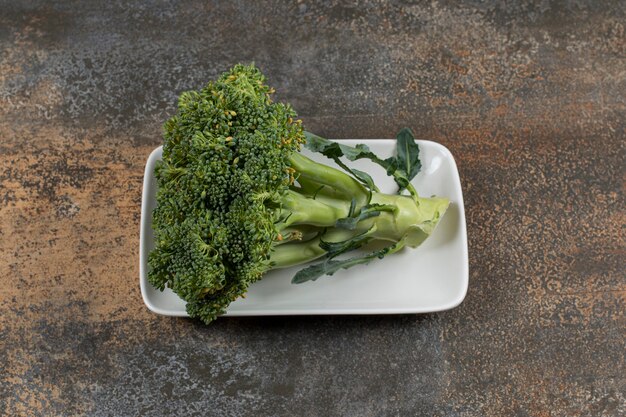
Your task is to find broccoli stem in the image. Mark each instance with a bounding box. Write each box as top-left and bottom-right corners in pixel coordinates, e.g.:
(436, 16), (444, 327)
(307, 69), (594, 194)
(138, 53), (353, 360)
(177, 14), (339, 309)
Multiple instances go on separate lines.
(364, 193), (449, 247)
(269, 151), (449, 273)
(270, 227), (370, 268)
(270, 191), (450, 269)
(288, 152), (369, 207)
(280, 190), (351, 227)
(270, 236), (327, 268)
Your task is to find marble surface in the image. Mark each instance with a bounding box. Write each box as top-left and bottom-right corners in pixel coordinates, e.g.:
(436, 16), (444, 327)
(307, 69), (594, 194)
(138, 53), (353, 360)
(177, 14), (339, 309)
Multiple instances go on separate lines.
(1, 1), (624, 415)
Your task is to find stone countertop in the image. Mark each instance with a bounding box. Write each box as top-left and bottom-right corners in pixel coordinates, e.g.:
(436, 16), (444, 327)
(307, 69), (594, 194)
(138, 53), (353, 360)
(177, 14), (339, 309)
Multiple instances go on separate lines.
(1, 1), (624, 416)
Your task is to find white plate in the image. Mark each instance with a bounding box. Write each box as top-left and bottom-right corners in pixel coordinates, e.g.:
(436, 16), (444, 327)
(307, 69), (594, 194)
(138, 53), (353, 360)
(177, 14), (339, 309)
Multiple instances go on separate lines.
(139, 140), (468, 317)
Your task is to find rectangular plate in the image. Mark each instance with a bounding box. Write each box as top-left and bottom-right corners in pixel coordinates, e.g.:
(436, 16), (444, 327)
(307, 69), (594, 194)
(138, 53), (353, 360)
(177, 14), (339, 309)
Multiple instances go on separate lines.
(139, 140), (468, 317)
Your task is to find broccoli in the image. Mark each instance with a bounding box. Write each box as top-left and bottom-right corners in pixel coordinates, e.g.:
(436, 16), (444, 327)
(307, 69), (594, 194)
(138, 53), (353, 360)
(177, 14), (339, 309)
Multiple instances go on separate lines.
(148, 64), (449, 324)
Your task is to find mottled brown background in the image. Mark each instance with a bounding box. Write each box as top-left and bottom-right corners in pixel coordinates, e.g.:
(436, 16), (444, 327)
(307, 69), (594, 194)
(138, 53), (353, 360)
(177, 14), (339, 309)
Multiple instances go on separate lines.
(1, 1), (624, 416)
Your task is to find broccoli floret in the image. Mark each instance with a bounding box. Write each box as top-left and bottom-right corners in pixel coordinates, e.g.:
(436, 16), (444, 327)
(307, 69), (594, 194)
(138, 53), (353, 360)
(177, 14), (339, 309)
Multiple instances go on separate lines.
(148, 64), (449, 324)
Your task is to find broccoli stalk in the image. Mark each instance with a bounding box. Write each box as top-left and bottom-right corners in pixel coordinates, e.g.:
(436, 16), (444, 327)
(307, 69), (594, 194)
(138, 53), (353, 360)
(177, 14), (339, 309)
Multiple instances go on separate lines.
(269, 154), (448, 270)
(148, 64), (449, 324)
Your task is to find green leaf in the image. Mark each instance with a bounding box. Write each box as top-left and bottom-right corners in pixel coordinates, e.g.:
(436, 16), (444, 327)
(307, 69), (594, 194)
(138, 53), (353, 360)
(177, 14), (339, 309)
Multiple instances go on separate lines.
(291, 242), (403, 284)
(350, 168), (378, 192)
(291, 257), (374, 284)
(383, 157), (398, 176)
(319, 225), (375, 255)
(304, 130), (423, 197)
(394, 172), (409, 189)
(304, 132), (343, 158)
(305, 132), (379, 163)
(347, 198), (357, 217)
(335, 210), (380, 230)
(304, 132), (379, 191)
(338, 143), (379, 162)
(305, 132), (390, 187)
(335, 203), (397, 230)
(395, 127), (421, 182)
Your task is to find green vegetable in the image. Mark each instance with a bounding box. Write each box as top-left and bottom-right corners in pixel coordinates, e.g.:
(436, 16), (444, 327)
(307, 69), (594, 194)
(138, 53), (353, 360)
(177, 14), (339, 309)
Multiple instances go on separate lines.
(148, 64), (449, 324)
